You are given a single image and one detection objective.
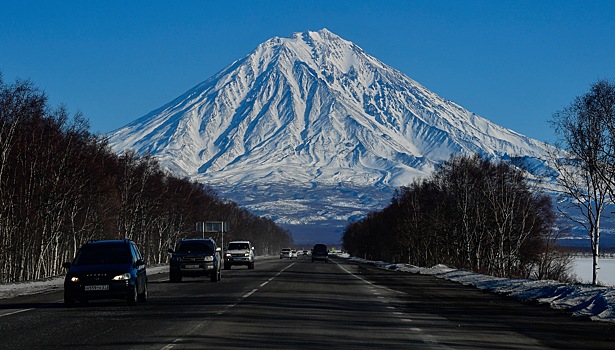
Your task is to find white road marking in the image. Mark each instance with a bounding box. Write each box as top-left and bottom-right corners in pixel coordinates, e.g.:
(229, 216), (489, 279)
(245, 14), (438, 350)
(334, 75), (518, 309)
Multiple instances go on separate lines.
(334, 259), (455, 349)
(161, 261), (295, 350)
(0, 308), (34, 318)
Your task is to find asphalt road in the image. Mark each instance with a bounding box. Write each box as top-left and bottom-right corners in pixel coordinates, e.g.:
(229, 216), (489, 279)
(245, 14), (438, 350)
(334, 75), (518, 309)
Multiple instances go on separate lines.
(0, 255), (613, 349)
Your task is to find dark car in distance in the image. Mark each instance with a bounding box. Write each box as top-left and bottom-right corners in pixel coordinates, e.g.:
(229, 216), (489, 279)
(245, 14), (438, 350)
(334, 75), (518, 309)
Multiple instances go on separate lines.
(168, 238), (222, 282)
(312, 243), (329, 263)
(63, 239), (148, 306)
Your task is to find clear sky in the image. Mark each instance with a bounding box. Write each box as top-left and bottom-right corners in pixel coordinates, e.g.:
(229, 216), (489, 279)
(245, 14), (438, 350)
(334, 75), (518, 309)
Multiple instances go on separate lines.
(1, 0), (614, 143)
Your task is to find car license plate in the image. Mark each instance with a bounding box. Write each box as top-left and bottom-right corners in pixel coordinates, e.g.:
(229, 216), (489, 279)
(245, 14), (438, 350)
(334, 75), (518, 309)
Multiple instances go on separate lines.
(185, 264), (200, 269)
(85, 285), (109, 291)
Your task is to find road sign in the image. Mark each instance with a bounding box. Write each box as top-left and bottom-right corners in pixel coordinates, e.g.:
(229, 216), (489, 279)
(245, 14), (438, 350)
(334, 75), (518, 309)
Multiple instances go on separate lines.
(205, 221), (228, 233)
(196, 221), (228, 248)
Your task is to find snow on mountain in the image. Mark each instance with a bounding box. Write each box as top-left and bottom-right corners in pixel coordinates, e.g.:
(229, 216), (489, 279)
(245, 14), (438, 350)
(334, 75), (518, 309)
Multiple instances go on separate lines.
(107, 29), (556, 243)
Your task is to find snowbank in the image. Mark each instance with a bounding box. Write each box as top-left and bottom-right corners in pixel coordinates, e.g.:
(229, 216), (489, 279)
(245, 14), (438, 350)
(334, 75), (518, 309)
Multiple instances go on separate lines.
(3, 257), (614, 324)
(0, 265), (168, 301)
(345, 255), (615, 323)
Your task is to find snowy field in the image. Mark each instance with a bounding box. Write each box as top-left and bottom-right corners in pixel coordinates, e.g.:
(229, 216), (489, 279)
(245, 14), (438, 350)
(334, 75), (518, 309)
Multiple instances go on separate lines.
(573, 257), (615, 286)
(1, 258), (615, 323)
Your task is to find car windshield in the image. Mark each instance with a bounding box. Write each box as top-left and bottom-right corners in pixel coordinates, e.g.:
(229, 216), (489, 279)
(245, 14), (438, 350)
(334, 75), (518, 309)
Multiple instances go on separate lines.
(73, 244), (132, 266)
(228, 243), (249, 250)
(177, 241), (214, 254)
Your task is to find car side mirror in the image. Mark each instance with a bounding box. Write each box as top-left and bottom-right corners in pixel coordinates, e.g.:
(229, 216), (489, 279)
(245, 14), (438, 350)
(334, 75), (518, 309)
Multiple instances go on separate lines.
(167, 247), (174, 254)
(62, 262), (71, 269)
(135, 259), (145, 267)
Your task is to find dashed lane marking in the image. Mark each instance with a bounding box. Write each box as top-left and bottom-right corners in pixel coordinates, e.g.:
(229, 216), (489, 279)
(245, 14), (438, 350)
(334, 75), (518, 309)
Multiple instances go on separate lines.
(163, 262), (295, 349)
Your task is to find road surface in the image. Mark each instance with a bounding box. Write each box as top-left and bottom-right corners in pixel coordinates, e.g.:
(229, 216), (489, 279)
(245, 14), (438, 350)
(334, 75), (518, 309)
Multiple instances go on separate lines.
(0, 255), (613, 349)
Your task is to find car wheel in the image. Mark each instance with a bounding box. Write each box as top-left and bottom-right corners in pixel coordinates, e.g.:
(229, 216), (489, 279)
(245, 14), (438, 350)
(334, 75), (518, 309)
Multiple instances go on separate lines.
(127, 285), (137, 306)
(211, 270), (219, 282)
(248, 262), (254, 270)
(138, 282), (148, 302)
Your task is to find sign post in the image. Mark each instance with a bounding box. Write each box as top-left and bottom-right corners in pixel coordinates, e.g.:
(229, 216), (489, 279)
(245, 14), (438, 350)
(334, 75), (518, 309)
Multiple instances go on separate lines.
(196, 221), (228, 249)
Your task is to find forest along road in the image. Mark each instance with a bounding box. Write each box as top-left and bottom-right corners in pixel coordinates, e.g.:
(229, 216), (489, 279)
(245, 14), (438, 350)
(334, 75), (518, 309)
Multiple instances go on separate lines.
(0, 256), (614, 349)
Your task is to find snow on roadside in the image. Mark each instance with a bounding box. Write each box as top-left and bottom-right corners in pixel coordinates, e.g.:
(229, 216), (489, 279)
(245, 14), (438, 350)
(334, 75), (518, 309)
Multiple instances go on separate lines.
(0, 265), (168, 300)
(2, 256), (615, 324)
(343, 255), (615, 323)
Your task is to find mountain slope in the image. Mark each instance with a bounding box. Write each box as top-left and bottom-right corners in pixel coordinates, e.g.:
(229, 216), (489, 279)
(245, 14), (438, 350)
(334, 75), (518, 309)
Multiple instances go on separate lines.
(107, 29), (555, 242)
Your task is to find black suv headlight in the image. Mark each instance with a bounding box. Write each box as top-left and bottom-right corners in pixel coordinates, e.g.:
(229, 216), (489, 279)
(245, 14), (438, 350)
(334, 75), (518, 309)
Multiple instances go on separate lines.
(112, 273), (131, 281)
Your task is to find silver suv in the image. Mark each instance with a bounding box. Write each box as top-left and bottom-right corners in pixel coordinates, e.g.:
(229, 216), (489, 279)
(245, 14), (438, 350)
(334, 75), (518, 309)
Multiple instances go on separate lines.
(224, 241), (255, 270)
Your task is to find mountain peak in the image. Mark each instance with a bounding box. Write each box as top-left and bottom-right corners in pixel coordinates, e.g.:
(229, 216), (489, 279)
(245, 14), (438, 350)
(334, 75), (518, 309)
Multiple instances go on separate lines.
(107, 29), (555, 241)
(290, 28), (338, 40)
(256, 28), (366, 78)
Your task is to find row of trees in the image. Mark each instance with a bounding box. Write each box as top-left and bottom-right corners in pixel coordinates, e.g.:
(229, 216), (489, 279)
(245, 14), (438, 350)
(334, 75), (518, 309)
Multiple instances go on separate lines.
(0, 74), (291, 283)
(343, 154), (570, 280)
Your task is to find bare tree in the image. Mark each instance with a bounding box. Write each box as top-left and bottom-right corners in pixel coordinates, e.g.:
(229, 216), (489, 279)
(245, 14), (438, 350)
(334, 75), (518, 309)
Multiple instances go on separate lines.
(342, 154), (558, 279)
(550, 79), (615, 285)
(0, 73), (293, 283)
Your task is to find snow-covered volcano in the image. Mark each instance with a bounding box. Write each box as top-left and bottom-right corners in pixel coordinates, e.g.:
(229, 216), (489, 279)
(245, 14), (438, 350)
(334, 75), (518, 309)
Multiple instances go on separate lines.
(107, 29), (554, 243)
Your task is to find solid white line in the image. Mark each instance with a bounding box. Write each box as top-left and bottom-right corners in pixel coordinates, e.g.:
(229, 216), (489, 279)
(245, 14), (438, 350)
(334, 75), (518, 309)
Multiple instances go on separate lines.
(336, 261), (379, 287)
(335, 260), (399, 296)
(0, 308), (34, 317)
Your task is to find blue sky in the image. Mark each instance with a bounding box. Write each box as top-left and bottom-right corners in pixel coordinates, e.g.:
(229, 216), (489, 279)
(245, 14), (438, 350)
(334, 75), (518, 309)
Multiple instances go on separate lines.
(1, 1), (614, 143)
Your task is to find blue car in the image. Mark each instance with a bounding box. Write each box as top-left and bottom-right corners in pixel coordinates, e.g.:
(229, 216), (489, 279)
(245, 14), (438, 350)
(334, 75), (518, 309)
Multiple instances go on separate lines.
(63, 239), (148, 306)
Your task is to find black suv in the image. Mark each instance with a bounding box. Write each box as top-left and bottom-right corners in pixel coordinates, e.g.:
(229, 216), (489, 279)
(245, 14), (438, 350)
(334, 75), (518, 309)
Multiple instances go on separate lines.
(168, 238), (221, 282)
(63, 239), (148, 306)
(312, 243), (329, 263)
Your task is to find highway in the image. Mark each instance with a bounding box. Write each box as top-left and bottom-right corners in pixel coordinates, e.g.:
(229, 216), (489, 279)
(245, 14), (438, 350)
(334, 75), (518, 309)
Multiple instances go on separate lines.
(0, 255), (613, 349)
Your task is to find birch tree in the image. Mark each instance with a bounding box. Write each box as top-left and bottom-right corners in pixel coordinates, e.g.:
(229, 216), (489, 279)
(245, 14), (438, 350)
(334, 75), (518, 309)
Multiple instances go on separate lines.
(550, 79), (615, 285)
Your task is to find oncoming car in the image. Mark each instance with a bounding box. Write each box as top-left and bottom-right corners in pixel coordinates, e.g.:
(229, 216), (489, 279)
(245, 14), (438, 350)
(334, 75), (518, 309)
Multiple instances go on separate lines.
(224, 240), (255, 270)
(168, 238), (222, 282)
(62, 239), (148, 306)
(280, 248), (293, 259)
